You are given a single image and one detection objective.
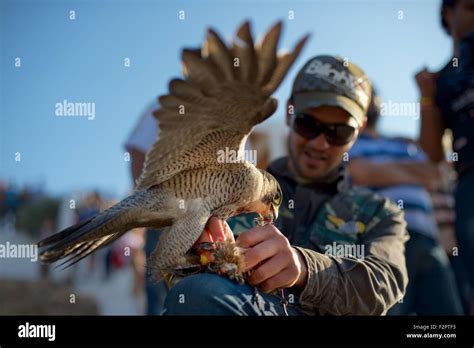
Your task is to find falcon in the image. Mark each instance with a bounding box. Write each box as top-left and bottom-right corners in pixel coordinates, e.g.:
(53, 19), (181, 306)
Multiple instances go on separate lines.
(38, 21), (309, 280)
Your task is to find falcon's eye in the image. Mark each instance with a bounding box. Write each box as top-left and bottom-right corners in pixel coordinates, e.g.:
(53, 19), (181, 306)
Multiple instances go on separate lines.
(273, 190), (282, 206)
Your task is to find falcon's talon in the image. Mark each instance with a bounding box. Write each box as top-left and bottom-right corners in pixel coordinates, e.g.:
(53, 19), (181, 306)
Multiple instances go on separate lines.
(188, 242), (216, 253)
(166, 239), (247, 285)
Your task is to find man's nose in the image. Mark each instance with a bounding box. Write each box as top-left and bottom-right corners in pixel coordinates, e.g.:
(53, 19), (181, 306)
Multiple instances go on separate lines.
(307, 133), (330, 150)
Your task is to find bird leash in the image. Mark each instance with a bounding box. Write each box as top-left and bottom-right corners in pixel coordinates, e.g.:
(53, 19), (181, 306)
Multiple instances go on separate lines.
(279, 288), (290, 316)
(254, 216), (289, 316)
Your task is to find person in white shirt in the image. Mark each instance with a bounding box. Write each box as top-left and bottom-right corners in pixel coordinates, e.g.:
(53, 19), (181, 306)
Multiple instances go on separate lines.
(125, 100), (167, 315)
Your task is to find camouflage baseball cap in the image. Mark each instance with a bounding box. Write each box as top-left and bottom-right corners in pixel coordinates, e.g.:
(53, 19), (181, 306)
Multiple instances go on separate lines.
(291, 55), (372, 126)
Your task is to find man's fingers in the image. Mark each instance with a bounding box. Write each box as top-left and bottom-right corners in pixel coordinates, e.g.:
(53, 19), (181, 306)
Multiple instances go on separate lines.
(259, 267), (295, 293)
(220, 220), (235, 242)
(205, 217), (235, 243)
(248, 251), (289, 286)
(241, 238), (279, 272)
(194, 228), (213, 245)
(194, 218), (235, 246)
(237, 224), (277, 248)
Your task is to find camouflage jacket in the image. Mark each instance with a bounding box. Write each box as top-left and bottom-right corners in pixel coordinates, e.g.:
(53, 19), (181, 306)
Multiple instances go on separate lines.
(228, 157), (409, 315)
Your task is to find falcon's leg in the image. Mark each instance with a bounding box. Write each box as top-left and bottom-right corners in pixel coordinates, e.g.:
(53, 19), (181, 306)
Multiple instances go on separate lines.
(150, 201), (211, 281)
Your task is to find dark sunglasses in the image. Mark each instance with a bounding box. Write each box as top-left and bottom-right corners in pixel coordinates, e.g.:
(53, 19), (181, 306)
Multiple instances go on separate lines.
(291, 113), (357, 146)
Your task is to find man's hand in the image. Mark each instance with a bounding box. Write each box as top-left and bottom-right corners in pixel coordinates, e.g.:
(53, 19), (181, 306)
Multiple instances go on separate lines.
(194, 217), (235, 245)
(237, 224), (308, 292)
(415, 68), (438, 99)
(197, 218), (308, 292)
(415, 68), (445, 162)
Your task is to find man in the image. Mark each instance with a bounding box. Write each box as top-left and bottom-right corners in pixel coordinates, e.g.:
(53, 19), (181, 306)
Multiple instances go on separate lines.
(163, 56), (409, 316)
(415, 0), (474, 312)
(348, 90), (463, 315)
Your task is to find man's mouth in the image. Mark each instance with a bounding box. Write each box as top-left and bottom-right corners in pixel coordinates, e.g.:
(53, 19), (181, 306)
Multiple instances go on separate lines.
(302, 150), (328, 167)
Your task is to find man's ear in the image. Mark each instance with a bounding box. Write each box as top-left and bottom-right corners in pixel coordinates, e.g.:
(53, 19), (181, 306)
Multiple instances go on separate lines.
(286, 98), (294, 126)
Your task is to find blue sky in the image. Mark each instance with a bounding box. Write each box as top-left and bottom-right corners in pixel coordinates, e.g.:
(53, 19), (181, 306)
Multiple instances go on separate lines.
(0, 0), (452, 198)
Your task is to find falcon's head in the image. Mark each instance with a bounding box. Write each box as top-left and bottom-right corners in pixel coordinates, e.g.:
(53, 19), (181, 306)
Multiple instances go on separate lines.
(258, 170), (283, 224)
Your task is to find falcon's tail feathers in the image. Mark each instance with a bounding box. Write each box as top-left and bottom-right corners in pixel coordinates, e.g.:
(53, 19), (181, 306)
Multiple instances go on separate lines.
(38, 201), (138, 269)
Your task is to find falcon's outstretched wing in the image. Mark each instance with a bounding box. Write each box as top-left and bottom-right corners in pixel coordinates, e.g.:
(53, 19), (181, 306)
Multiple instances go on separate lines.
(136, 21), (309, 190)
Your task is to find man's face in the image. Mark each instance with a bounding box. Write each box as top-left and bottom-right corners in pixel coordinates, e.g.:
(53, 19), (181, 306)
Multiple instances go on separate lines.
(286, 105), (362, 181)
(446, 0), (474, 41)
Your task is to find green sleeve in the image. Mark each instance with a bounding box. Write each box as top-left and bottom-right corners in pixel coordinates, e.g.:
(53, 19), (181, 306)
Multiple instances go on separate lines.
(227, 213), (259, 236)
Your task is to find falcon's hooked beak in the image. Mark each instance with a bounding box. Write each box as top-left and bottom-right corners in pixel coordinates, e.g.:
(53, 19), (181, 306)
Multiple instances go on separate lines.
(270, 202), (278, 222)
(258, 203), (278, 225)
